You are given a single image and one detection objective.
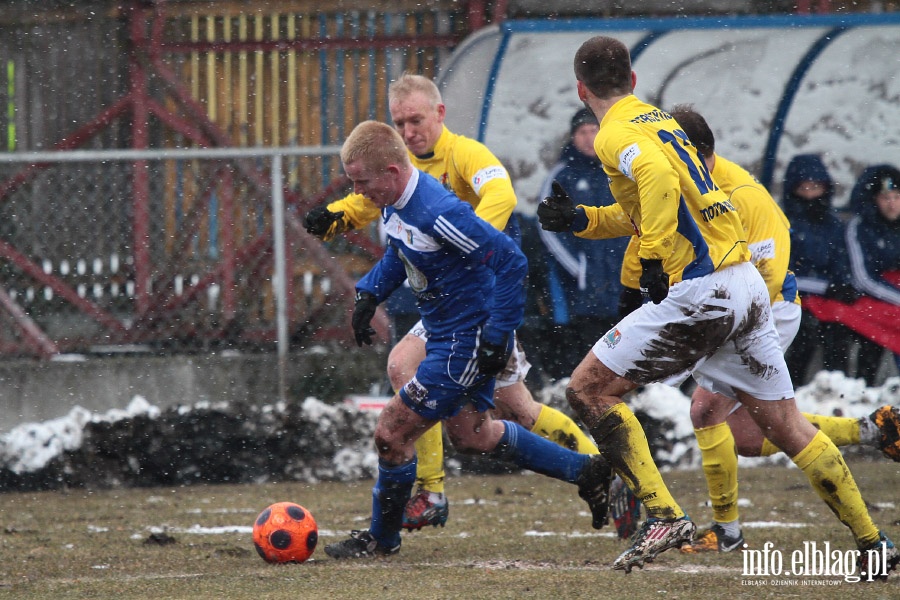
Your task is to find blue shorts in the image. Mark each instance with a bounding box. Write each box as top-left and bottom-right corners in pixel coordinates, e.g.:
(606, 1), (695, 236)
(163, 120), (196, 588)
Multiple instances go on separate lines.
(398, 329), (497, 421)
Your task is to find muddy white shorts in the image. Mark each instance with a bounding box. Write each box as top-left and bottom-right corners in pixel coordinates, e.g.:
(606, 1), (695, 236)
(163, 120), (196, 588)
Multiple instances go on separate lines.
(593, 261), (794, 401)
(408, 319), (530, 388)
(771, 299), (801, 352)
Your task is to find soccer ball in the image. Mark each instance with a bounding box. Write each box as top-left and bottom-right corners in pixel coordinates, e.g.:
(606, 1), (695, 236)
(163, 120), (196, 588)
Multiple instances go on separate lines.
(252, 502), (318, 564)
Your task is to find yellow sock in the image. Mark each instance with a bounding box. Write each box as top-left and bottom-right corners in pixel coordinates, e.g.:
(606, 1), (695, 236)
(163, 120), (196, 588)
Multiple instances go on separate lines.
(759, 438), (780, 457)
(792, 430), (880, 548)
(760, 412), (861, 456)
(591, 403), (684, 520)
(414, 422), (445, 494)
(802, 412), (860, 446)
(531, 405), (599, 454)
(695, 423), (739, 523)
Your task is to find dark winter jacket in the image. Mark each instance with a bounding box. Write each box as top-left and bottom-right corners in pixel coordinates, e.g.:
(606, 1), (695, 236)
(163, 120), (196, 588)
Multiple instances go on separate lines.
(536, 143), (627, 322)
(781, 154), (854, 295)
(846, 164), (900, 305)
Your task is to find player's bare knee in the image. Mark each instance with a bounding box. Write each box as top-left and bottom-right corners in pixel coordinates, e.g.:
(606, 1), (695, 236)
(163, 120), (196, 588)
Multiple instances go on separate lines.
(373, 431), (391, 455)
(565, 385), (590, 419)
(689, 397), (722, 428)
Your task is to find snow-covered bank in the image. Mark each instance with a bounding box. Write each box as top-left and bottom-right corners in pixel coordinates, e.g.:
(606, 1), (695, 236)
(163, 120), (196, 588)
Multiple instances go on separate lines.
(1, 371), (896, 492)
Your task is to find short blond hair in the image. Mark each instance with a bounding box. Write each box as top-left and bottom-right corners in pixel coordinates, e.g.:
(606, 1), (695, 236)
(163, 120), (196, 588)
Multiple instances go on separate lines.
(340, 120), (409, 172)
(388, 72), (442, 108)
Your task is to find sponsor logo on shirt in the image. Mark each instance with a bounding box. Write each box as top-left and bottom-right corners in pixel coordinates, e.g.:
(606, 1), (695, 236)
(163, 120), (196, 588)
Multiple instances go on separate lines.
(748, 238), (776, 261)
(699, 200), (737, 222)
(471, 165), (508, 194)
(603, 327), (622, 348)
(384, 213), (440, 252)
(397, 248), (428, 292)
(618, 144), (640, 181)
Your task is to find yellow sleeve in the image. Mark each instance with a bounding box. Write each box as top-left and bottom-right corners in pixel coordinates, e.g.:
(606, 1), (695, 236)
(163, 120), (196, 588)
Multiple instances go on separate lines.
(730, 185), (791, 304)
(619, 123), (679, 262)
(453, 138), (516, 231)
(320, 193), (382, 242)
(575, 202), (637, 239)
(472, 175), (516, 231)
(620, 236), (642, 289)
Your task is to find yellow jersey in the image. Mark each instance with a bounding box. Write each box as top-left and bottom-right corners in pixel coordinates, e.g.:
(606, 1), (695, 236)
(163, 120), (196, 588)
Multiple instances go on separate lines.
(577, 95), (749, 284)
(321, 125), (516, 239)
(620, 154), (799, 306)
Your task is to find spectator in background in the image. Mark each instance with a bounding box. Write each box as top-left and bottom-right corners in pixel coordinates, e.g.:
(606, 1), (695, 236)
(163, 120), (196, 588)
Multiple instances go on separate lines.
(534, 108), (628, 380)
(781, 154), (861, 384)
(846, 164), (900, 374)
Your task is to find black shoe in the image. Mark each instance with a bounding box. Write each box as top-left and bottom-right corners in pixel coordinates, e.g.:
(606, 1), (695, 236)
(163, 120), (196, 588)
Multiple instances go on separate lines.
(324, 530), (400, 559)
(576, 454), (613, 529)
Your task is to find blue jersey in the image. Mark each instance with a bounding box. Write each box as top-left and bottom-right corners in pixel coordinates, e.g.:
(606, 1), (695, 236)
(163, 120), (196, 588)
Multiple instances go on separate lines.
(356, 170), (527, 347)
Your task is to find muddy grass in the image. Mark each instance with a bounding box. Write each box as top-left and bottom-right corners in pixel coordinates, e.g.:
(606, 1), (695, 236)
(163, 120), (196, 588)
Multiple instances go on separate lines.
(1, 459), (898, 599)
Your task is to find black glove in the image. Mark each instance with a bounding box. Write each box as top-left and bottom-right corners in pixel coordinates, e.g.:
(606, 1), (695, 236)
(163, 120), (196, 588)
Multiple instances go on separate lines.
(537, 181), (577, 232)
(351, 291), (378, 347)
(304, 205), (345, 237)
(639, 258), (669, 304)
(618, 286), (644, 318)
(476, 339), (511, 378)
(825, 282), (860, 304)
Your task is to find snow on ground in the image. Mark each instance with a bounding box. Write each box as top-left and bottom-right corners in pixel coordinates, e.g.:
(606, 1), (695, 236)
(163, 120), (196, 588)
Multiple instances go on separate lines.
(0, 370), (896, 491)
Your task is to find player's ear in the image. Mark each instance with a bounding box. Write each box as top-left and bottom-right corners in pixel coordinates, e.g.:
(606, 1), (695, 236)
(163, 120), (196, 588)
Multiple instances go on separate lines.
(577, 80), (588, 103)
(436, 102), (446, 121)
(631, 71), (637, 90)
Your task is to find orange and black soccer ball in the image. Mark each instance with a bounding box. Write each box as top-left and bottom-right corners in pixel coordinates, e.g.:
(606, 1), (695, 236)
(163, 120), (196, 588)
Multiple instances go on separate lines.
(252, 502), (318, 563)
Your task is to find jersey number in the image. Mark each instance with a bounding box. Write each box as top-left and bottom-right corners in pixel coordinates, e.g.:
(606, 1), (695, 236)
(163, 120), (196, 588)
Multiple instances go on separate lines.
(658, 129), (718, 195)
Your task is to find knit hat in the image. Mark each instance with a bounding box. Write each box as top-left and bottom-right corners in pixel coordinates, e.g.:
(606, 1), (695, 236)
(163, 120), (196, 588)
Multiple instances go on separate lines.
(570, 108), (598, 135)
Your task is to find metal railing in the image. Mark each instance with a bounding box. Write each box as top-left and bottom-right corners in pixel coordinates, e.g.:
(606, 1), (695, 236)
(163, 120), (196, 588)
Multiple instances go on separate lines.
(0, 146), (386, 370)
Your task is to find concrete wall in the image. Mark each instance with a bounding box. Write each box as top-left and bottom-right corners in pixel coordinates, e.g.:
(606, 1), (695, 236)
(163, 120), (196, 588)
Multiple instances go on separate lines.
(0, 346), (388, 434)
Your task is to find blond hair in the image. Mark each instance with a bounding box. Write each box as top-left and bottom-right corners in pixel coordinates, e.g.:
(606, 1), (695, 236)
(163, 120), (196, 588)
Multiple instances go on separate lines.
(340, 120), (409, 171)
(388, 72), (442, 108)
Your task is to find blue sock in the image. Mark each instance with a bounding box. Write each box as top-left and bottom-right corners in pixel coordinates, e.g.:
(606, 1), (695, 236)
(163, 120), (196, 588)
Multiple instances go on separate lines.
(369, 458), (416, 548)
(491, 421), (590, 483)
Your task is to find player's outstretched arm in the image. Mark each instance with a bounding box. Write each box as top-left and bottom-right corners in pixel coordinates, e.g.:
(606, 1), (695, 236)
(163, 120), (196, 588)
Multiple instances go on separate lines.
(304, 194), (381, 241)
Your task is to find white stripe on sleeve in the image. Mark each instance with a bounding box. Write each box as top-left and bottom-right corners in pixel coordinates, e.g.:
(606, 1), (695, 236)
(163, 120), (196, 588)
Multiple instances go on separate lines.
(434, 215), (479, 253)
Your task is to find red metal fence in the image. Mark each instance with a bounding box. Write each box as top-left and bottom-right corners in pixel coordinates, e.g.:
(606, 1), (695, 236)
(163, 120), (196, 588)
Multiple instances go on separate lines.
(0, 0), (477, 358)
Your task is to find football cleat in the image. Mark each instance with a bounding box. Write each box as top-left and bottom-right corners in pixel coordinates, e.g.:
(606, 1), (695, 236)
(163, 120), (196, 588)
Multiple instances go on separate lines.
(576, 454), (614, 529)
(613, 516), (696, 573)
(857, 532), (899, 581)
(680, 523), (745, 554)
(401, 489), (449, 531)
(324, 529), (400, 559)
(609, 476), (642, 540)
(869, 405), (900, 462)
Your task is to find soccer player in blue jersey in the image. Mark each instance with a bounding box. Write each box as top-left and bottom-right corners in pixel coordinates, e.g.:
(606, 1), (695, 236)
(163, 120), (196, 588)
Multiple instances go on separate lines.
(538, 35), (898, 576)
(306, 75), (600, 531)
(323, 120), (612, 559)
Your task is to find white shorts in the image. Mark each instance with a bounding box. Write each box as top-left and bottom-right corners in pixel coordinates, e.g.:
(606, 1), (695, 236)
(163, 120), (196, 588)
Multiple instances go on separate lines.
(408, 319), (530, 388)
(771, 299), (801, 352)
(593, 261), (794, 401)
